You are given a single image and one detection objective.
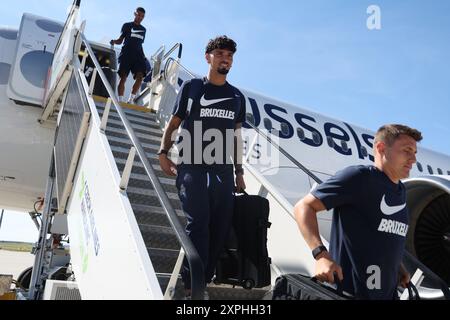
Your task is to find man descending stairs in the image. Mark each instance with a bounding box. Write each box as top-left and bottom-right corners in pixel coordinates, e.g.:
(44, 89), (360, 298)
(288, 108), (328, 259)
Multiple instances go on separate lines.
(94, 97), (269, 300)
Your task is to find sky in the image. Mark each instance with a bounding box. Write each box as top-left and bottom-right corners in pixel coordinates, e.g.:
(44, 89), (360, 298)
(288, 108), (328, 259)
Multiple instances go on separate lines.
(1, 0), (450, 242)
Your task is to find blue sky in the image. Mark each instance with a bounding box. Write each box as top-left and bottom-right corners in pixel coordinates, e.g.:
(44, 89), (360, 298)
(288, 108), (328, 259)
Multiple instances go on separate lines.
(1, 0), (450, 242)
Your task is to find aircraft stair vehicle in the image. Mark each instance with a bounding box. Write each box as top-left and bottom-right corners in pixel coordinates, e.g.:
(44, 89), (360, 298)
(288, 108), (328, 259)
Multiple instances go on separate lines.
(1, 0), (450, 300)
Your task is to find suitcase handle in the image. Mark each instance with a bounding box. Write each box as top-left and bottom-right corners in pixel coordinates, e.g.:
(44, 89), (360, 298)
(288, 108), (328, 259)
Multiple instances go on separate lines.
(234, 189), (248, 196)
(311, 273), (344, 296)
(406, 282), (420, 300)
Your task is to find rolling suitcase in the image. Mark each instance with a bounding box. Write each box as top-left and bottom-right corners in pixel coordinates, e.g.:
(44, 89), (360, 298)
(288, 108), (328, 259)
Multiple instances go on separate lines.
(214, 192), (272, 289)
(271, 274), (350, 300)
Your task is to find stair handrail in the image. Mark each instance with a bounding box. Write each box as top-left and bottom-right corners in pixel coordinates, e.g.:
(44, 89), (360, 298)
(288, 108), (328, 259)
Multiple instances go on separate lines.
(137, 43), (184, 101)
(79, 34), (205, 300)
(163, 43), (183, 61)
(164, 57), (196, 81)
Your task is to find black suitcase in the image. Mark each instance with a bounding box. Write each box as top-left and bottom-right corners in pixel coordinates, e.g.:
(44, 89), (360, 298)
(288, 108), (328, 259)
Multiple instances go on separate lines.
(214, 192), (272, 289)
(271, 274), (350, 300)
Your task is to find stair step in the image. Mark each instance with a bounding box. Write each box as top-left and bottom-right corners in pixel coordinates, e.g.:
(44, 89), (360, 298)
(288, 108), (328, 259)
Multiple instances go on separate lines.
(126, 177), (178, 196)
(139, 224), (180, 250)
(96, 103), (157, 121)
(134, 205), (186, 228)
(106, 135), (160, 152)
(110, 143), (177, 167)
(156, 273), (271, 300)
(110, 144), (160, 161)
(131, 204), (183, 216)
(147, 248), (180, 274)
(98, 110), (161, 130)
(156, 273), (185, 299)
(114, 157), (177, 182)
(206, 285), (270, 300)
(106, 118), (163, 137)
(105, 126), (162, 145)
(127, 188), (182, 210)
(127, 187), (179, 200)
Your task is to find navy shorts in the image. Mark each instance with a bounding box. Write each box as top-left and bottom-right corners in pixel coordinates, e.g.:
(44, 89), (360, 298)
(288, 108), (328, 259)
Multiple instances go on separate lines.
(118, 52), (146, 79)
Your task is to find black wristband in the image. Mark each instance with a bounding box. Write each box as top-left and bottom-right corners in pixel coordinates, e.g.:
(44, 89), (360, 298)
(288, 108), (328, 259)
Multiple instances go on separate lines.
(235, 168), (244, 175)
(312, 245), (328, 260)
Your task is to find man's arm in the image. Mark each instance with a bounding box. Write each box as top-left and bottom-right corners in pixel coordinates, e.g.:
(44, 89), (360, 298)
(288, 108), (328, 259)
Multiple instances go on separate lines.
(294, 193), (343, 283)
(158, 116), (182, 176)
(234, 123), (246, 192)
(398, 263), (411, 288)
(110, 24), (127, 45)
(110, 36), (125, 46)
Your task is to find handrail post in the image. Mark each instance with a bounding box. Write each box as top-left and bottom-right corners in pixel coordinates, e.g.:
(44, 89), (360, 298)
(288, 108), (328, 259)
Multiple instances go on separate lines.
(88, 68), (97, 96)
(164, 249), (186, 300)
(100, 98), (112, 133)
(119, 147), (136, 191)
(80, 49), (88, 70)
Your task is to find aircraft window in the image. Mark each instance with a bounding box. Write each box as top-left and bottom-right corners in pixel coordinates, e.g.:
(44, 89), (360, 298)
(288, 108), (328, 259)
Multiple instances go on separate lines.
(245, 113), (255, 126)
(427, 165), (434, 174)
(437, 168), (443, 175)
(341, 141), (349, 152)
(297, 128), (305, 141)
(280, 123), (290, 136)
(263, 118), (272, 131)
(326, 136), (335, 148)
(312, 132), (321, 145)
(360, 146), (368, 157)
(447, 171), (450, 175)
(416, 162), (423, 172)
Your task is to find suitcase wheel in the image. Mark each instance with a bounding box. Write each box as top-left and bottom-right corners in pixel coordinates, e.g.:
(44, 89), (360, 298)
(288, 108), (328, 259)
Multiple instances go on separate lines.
(242, 279), (255, 290)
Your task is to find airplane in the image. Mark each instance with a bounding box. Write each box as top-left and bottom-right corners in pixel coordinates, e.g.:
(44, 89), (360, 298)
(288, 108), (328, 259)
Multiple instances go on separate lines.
(0, 0), (449, 300)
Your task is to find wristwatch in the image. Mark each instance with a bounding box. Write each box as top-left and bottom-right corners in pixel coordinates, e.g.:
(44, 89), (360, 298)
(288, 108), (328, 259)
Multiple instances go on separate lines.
(312, 245), (328, 260)
(157, 149), (168, 156)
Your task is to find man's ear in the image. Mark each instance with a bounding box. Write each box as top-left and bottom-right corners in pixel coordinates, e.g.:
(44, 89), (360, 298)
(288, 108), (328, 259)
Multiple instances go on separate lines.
(375, 141), (386, 157)
(205, 53), (211, 64)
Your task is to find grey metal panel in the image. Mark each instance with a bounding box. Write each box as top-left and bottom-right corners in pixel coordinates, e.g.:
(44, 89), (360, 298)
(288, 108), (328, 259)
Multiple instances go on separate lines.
(54, 72), (90, 211)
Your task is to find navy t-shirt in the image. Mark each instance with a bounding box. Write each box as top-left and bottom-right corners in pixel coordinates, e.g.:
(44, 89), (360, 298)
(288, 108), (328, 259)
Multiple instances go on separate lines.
(172, 78), (246, 168)
(312, 165), (409, 300)
(120, 22), (146, 57)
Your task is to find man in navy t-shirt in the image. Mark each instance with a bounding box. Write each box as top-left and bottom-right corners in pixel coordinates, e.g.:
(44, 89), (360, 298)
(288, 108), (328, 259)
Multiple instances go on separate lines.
(294, 124), (423, 299)
(110, 7), (147, 104)
(158, 36), (246, 299)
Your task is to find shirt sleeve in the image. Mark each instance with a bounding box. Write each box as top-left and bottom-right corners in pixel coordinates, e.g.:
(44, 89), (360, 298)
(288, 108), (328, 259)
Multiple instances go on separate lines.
(236, 89), (246, 124)
(311, 166), (363, 210)
(172, 80), (191, 120)
(120, 23), (129, 37)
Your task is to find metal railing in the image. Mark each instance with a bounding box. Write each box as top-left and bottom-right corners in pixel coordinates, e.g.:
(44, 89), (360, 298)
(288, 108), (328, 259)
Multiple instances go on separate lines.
(136, 43), (184, 101)
(164, 57), (196, 81)
(79, 34), (205, 300)
(164, 43), (183, 61)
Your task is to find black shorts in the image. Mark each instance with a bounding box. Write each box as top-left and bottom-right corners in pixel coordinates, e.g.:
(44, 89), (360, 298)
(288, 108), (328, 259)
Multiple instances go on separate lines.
(118, 52), (146, 79)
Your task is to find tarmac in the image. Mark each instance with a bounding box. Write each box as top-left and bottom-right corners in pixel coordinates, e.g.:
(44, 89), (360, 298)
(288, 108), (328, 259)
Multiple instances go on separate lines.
(0, 250), (34, 280)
